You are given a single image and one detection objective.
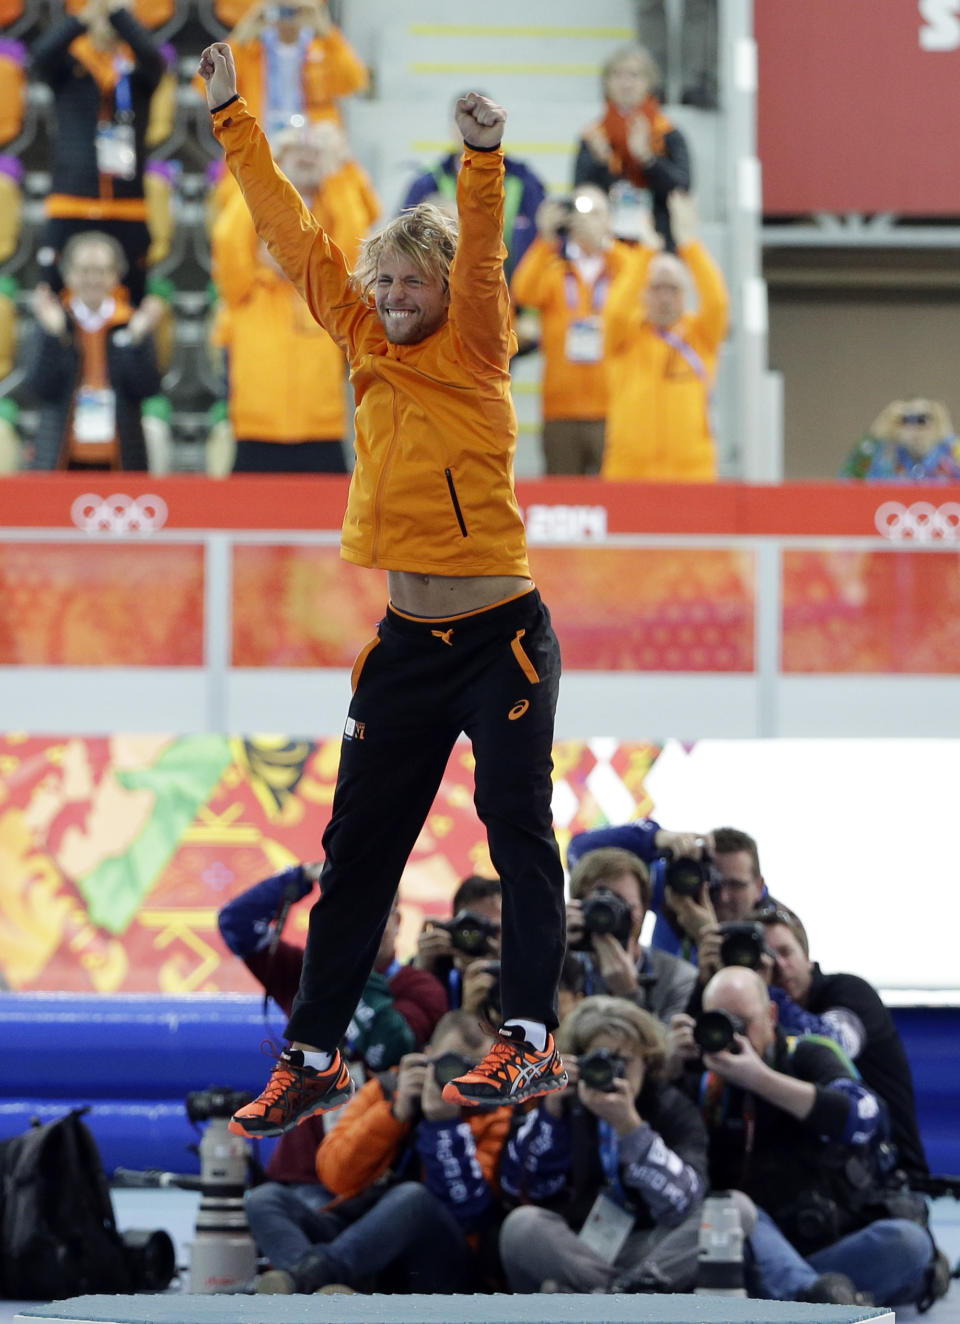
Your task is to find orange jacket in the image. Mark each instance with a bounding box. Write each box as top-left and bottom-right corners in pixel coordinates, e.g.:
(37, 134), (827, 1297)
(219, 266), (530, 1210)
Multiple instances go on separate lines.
(212, 160), (379, 442)
(213, 100), (529, 578)
(233, 28), (367, 127)
(602, 240), (728, 480)
(316, 1075), (511, 1201)
(511, 236), (641, 421)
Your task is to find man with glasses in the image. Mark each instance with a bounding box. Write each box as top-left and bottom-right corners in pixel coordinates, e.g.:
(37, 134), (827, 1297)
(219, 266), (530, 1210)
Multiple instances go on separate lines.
(568, 821), (780, 967)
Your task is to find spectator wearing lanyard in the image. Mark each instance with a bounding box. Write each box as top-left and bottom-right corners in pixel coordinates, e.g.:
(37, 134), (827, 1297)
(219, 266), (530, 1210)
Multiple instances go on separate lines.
(31, 0), (164, 307)
(511, 185), (650, 476)
(225, 0), (368, 138)
(602, 191), (728, 481)
(24, 230), (163, 471)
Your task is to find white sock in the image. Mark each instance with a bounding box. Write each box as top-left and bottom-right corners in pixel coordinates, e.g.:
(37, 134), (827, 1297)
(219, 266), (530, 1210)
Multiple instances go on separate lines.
(299, 1050), (335, 1071)
(503, 1019), (547, 1052)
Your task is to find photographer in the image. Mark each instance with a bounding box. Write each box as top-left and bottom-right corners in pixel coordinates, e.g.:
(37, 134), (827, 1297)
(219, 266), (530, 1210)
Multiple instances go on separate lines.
(413, 874), (502, 1022)
(217, 863), (447, 1270)
(753, 904), (929, 1184)
(673, 967), (933, 1306)
(499, 995), (706, 1293)
(569, 821), (776, 967)
(566, 847), (695, 1025)
(510, 186), (649, 476)
(255, 1011), (509, 1294)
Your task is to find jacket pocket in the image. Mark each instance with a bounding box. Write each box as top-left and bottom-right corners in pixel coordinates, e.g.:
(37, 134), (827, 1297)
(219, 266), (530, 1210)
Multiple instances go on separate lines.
(510, 628), (540, 684)
(351, 635), (381, 693)
(444, 468), (468, 537)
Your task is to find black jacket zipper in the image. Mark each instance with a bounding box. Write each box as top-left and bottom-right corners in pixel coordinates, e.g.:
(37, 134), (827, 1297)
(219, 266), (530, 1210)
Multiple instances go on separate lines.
(445, 468), (468, 537)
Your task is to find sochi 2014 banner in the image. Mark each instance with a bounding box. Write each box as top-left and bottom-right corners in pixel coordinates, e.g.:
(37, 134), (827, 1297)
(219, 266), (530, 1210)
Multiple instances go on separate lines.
(0, 733), (658, 995)
(757, 1), (960, 214)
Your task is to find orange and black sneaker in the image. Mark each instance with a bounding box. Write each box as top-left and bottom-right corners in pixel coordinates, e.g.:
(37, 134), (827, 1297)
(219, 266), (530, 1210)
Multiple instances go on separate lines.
(440, 1024), (567, 1109)
(228, 1048), (355, 1138)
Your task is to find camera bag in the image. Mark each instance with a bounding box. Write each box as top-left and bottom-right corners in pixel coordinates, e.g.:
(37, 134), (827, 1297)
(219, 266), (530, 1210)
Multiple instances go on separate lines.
(0, 1107), (134, 1299)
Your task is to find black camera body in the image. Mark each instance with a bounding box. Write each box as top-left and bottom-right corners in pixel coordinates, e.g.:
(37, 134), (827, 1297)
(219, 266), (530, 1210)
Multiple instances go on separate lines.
(431, 1051), (474, 1090)
(693, 1009), (746, 1055)
(554, 195), (576, 240)
(186, 1087), (252, 1124)
(570, 887), (633, 951)
(578, 1047), (627, 1093)
(664, 851), (719, 899)
(435, 909), (499, 957)
(718, 921), (767, 970)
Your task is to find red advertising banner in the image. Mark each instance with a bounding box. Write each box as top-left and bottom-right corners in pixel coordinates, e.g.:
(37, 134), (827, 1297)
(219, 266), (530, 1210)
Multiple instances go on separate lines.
(757, 1), (960, 215)
(234, 545), (756, 673)
(1, 474), (959, 537)
(783, 549), (960, 672)
(0, 543), (204, 666)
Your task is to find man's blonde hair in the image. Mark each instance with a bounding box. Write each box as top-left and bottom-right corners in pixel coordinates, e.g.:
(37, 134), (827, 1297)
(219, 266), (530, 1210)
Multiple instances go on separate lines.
(556, 994), (667, 1081)
(352, 203), (459, 298)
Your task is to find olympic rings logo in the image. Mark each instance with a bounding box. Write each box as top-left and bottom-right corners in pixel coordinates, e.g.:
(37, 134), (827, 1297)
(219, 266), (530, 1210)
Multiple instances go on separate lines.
(874, 501), (960, 542)
(70, 493), (169, 535)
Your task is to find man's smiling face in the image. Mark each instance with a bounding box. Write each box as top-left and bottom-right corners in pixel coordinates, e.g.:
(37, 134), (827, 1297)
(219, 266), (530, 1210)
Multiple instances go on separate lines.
(375, 250), (450, 345)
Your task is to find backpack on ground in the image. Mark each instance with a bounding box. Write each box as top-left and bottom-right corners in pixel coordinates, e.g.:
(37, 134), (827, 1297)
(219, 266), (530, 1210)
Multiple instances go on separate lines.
(0, 1108), (134, 1300)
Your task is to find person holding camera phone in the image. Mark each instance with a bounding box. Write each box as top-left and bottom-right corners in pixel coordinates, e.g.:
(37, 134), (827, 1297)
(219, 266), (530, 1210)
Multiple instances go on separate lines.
(255, 1010), (509, 1294)
(510, 185), (651, 476)
(499, 995), (707, 1294)
(670, 966), (933, 1307)
(223, 0), (367, 137)
(413, 874), (503, 1023)
(566, 847), (695, 1025)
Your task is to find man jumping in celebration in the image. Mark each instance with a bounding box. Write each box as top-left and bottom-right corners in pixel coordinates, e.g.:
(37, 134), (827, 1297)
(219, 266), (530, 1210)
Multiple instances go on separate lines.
(198, 43), (567, 1132)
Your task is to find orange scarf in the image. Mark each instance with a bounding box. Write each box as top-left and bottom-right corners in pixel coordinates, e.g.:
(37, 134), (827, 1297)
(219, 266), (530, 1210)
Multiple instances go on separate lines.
(600, 96), (672, 188)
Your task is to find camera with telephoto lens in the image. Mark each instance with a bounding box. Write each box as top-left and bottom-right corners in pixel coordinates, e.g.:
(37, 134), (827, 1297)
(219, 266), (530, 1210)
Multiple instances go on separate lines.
(718, 921), (768, 971)
(434, 909), (499, 957)
(431, 1050), (474, 1089)
(570, 887), (633, 951)
(578, 1047), (627, 1093)
(664, 849), (720, 899)
(186, 1087), (252, 1123)
(693, 1010), (746, 1055)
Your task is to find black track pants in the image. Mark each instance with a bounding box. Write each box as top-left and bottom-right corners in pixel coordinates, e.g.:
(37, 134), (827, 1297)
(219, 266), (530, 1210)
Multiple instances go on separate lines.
(285, 588), (566, 1046)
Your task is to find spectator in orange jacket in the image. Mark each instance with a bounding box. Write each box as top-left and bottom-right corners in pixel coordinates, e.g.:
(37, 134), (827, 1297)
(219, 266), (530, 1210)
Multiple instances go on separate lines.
(212, 119), (380, 472)
(227, 0), (367, 139)
(511, 184), (652, 475)
(254, 1011), (511, 1294)
(602, 191), (728, 480)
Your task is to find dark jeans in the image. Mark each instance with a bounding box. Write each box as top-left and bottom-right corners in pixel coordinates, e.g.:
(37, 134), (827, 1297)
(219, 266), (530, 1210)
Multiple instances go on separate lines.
(285, 588), (565, 1046)
(294, 1182), (472, 1293)
(233, 438), (347, 473)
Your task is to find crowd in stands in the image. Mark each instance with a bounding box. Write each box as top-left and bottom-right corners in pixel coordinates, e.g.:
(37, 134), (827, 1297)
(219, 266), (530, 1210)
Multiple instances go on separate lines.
(0, 0), (736, 479)
(214, 823), (950, 1309)
(0, 1), (955, 481)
